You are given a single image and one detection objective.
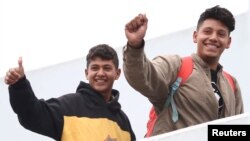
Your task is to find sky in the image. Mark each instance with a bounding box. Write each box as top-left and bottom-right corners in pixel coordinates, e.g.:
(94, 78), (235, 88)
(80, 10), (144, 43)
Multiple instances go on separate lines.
(0, 0), (249, 78)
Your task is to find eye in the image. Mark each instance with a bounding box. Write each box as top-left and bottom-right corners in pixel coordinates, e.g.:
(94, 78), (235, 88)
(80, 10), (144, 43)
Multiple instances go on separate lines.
(90, 66), (99, 71)
(217, 31), (227, 37)
(103, 66), (112, 71)
(203, 29), (211, 34)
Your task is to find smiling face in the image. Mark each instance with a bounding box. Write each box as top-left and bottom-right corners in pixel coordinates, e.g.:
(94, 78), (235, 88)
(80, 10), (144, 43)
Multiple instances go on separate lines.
(85, 57), (121, 101)
(193, 18), (231, 68)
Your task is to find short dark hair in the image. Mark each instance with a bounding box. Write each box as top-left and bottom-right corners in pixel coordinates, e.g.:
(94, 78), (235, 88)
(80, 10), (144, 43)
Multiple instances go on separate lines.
(197, 5), (235, 33)
(86, 44), (119, 68)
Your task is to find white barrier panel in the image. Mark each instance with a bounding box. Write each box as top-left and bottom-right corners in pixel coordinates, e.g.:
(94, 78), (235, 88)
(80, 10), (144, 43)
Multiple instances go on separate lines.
(139, 113), (250, 141)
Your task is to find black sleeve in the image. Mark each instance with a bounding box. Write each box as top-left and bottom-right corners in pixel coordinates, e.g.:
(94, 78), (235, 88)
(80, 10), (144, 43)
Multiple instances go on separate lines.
(9, 76), (63, 141)
(120, 111), (136, 141)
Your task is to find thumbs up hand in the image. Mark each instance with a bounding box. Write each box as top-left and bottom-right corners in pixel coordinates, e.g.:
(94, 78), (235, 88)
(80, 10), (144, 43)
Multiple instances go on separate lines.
(4, 57), (25, 85)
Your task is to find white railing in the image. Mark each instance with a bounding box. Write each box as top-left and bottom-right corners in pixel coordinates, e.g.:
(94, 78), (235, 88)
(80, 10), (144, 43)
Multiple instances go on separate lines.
(139, 113), (250, 141)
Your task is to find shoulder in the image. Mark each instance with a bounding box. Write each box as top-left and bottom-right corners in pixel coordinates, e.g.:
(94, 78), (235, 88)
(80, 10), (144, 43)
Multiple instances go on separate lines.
(153, 54), (181, 62)
(47, 93), (83, 105)
(152, 54), (182, 71)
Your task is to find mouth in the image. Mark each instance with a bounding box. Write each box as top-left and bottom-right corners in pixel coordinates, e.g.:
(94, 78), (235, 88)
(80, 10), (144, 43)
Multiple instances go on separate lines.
(95, 79), (107, 84)
(205, 43), (219, 49)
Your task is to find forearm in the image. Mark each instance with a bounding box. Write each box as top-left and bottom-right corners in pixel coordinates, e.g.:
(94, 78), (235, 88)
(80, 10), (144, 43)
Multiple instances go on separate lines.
(8, 76), (61, 140)
(123, 43), (167, 99)
(9, 76), (38, 114)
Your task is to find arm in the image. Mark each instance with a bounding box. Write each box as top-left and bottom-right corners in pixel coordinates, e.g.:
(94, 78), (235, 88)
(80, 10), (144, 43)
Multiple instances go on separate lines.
(123, 14), (181, 108)
(5, 58), (62, 140)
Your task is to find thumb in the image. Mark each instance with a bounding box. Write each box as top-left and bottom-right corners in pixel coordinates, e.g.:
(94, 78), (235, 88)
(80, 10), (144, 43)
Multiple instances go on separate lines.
(18, 57), (23, 69)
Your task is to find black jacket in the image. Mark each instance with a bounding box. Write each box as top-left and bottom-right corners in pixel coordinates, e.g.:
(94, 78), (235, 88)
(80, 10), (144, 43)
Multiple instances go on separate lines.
(9, 76), (136, 141)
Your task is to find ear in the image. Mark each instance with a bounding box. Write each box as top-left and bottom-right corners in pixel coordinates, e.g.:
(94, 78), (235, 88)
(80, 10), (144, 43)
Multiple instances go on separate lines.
(225, 37), (231, 49)
(85, 69), (88, 80)
(115, 69), (121, 80)
(193, 31), (197, 43)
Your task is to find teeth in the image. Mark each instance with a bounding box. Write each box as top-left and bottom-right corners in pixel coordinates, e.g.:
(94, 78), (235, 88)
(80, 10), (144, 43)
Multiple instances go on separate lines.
(206, 44), (217, 48)
(96, 79), (105, 82)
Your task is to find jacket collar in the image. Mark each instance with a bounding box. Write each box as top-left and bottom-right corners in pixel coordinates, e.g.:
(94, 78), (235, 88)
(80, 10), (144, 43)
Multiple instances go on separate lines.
(76, 81), (121, 112)
(191, 53), (223, 72)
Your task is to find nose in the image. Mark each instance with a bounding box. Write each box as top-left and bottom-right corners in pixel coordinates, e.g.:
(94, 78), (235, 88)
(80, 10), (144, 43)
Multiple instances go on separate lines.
(96, 68), (105, 76)
(209, 32), (218, 43)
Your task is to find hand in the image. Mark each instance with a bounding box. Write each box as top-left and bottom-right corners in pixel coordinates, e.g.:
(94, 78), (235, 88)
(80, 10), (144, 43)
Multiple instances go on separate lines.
(125, 14), (148, 48)
(4, 57), (25, 85)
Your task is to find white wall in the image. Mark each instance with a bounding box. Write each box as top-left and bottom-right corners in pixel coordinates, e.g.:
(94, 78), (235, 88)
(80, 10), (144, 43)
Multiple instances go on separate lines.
(0, 9), (249, 141)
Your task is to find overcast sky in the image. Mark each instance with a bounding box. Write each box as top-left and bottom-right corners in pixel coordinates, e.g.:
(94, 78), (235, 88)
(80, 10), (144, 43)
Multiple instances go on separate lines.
(0, 0), (249, 77)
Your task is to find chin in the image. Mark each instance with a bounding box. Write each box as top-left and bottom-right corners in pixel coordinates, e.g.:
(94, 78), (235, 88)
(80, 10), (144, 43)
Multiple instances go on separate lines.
(203, 51), (219, 57)
(94, 86), (107, 92)
(207, 54), (219, 58)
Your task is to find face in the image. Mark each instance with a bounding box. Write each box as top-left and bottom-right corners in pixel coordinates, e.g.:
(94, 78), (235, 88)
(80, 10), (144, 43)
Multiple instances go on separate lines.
(85, 57), (121, 98)
(193, 19), (231, 63)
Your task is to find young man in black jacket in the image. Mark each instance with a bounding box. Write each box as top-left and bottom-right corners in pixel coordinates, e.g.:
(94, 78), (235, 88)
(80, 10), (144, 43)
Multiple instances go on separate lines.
(5, 44), (136, 141)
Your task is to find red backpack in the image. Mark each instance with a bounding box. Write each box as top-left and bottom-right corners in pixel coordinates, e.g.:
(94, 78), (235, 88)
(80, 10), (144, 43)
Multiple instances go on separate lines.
(145, 56), (236, 137)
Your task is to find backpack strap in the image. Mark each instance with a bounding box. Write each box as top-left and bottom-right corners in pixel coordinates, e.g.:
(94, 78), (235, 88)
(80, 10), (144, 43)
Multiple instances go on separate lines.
(178, 56), (194, 85)
(145, 56), (193, 137)
(223, 71), (236, 93)
(165, 56), (193, 122)
(145, 107), (157, 137)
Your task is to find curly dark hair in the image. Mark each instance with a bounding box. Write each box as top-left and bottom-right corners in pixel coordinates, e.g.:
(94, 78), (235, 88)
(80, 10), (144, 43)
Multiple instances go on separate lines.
(86, 44), (119, 68)
(197, 5), (235, 33)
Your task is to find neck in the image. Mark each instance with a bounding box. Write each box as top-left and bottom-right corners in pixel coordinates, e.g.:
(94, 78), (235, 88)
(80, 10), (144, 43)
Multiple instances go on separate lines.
(102, 92), (112, 102)
(202, 56), (219, 70)
(208, 62), (218, 70)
